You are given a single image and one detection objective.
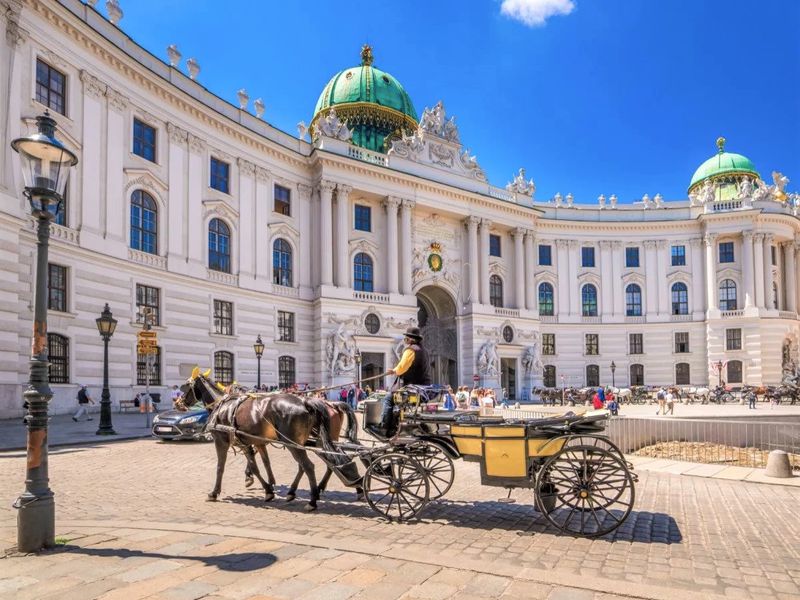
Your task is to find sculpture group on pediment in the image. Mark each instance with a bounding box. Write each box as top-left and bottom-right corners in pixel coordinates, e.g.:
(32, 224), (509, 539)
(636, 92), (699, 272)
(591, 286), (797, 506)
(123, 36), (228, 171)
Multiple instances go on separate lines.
(772, 171), (790, 201)
(506, 168), (536, 197)
(419, 101), (460, 143)
(314, 108), (353, 143)
(388, 128), (425, 160)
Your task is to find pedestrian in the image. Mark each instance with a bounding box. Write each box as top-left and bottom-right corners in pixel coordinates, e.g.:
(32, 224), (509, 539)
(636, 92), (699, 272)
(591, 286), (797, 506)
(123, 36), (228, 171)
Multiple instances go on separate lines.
(72, 384), (94, 421)
(456, 386), (469, 409)
(347, 385), (356, 410)
(501, 388), (509, 408)
(665, 391), (675, 415)
(170, 384), (182, 407)
(469, 387), (480, 408)
(339, 387), (348, 403)
(607, 395), (619, 416)
(748, 389), (757, 409)
(592, 390), (604, 410)
(443, 386), (456, 411)
(656, 387), (666, 415)
(597, 387), (605, 403)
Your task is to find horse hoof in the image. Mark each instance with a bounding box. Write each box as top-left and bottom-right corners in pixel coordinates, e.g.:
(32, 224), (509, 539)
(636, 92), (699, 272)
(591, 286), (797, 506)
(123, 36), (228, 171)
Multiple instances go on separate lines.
(304, 503), (318, 512)
(206, 494), (218, 502)
(286, 493), (296, 502)
(264, 493), (275, 502)
(244, 477), (254, 488)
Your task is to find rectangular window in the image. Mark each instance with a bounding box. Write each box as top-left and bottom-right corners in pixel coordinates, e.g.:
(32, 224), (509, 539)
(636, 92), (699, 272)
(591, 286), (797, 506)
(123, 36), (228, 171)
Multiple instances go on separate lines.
(136, 284), (160, 326)
(538, 244), (552, 266)
(274, 184), (291, 216)
(674, 332), (690, 353)
(48, 334), (69, 384)
(719, 241), (734, 263)
(35, 59), (66, 115)
(133, 118), (157, 162)
(542, 333), (555, 355)
(489, 234), (501, 257)
(213, 300), (233, 335)
(771, 246), (777, 266)
(278, 310), (295, 342)
(629, 333), (643, 355)
(210, 158), (230, 193)
(137, 347), (161, 386)
(625, 247), (640, 268)
(671, 245), (686, 266)
(48, 264), (67, 312)
(278, 356), (296, 388)
(354, 204), (371, 232)
(581, 246), (595, 268)
(726, 328), (742, 351)
(585, 333), (599, 355)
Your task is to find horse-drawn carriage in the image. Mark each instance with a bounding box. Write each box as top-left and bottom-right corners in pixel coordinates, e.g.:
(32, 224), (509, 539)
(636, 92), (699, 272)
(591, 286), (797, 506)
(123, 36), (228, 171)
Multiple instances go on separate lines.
(182, 371), (637, 538)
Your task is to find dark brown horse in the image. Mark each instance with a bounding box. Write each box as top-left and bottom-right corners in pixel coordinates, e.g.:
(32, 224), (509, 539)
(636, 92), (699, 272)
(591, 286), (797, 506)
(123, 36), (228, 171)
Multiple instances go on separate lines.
(181, 369), (360, 511)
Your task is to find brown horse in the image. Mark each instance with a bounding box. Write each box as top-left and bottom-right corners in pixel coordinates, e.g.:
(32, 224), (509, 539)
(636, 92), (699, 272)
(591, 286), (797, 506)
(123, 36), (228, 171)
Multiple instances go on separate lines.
(181, 369), (360, 511)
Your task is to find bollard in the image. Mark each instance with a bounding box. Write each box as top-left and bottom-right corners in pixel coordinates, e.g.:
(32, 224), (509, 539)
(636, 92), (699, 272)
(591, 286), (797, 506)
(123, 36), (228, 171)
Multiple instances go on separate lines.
(765, 450), (793, 478)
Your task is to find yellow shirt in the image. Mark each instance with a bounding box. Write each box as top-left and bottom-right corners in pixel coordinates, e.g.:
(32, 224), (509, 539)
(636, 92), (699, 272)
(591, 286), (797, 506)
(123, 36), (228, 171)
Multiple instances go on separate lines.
(393, 348), (415, 375)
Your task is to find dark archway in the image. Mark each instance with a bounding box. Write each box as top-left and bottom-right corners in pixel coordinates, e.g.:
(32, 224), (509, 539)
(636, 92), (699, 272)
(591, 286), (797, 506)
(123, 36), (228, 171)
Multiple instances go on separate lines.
(416, 285), (458, 389)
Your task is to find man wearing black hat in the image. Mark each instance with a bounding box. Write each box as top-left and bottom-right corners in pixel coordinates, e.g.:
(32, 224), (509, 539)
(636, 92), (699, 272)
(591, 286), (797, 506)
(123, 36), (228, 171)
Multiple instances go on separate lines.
(379, 327), (431, 435)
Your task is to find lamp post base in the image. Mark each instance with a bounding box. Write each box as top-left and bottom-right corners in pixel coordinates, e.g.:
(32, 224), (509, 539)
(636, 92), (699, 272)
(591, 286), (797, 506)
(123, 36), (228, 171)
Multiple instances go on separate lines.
(16, 492), (55, 552)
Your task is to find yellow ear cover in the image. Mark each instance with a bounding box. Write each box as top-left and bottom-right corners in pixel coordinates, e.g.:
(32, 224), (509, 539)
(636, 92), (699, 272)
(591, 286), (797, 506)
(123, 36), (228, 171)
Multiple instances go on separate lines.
(191, 366), (200, 379)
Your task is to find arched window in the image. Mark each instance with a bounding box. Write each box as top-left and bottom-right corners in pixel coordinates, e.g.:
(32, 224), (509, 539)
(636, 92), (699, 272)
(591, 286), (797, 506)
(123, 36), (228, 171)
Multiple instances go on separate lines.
(582, 284), (598, 317)
(543, 365), (556, 388)
(773, 282), (779, 309)
(137, 345), (161, 386)
(130, 190), (157, 254)
(272, 238), (293, 287)
(586, 364), (599, 387)
(719, 279), (737, 311)
(671, 282), (689, 315)
(675, 362), (690, 385)
(353, 253), (373, 292)
(208, 218), (231, 273)
(727, 360), (742, 384)
(214, 351), (234, 385)
(47, 333), (69, 383)
(278, 356), (296, 389)
(489, 275), (503, 308)
(630, 363), (644, 386)
(625, 284), (642, 317)
(538, 282), (554, 316)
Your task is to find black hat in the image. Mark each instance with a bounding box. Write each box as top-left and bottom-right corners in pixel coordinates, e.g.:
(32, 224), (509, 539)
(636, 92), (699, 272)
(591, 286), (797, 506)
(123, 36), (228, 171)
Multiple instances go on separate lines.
(403, 326), (423, 342)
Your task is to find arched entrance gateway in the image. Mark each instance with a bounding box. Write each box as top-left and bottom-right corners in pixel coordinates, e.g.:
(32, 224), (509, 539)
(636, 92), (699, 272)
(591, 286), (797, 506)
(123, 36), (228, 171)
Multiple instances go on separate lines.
(416, 285), (458, 389)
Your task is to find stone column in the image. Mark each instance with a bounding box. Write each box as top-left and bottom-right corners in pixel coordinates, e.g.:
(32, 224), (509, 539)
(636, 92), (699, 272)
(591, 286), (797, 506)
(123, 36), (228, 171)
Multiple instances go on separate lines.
(656, 241), (668, 315)
(644, 240), (658, 316)
(741, 232), (755, 309)
(611, 241), (623, 317)
(599, 241), (613, 318)
(567, 241), (579, 316)
(555, 240), (569, 316)
(254, 167), (272, 282)
(513, 227), (525, 309)
(400, 199), (415, 295)
(465, 216), (480, 304)
(479, 219), (491, 305)
(689, 238), (704, 316)
(105, 88), (128, 243)
(237, 159), (256, 278)
(753, 233), (765, 309)
(704, 233), (719, 312)
(318, 180), (335, 286)
(384, 197), (400, 294)
(524, 231), (537, 311)
(763, 234), (774, 309)
(1, 14), (27, 194)
(335, 184), (352, 288)
(297, 183), (313, 288)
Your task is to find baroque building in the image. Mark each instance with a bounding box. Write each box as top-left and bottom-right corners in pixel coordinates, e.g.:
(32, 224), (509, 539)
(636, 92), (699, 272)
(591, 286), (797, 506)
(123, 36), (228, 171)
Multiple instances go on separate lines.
(1, 0), (798, 417)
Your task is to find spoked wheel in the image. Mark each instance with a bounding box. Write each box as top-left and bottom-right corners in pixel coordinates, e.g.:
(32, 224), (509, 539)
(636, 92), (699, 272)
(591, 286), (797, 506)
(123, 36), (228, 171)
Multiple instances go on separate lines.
(399, 442), (455, 500)
(535, 444), (634, 538)
(363, 452), (430, 522)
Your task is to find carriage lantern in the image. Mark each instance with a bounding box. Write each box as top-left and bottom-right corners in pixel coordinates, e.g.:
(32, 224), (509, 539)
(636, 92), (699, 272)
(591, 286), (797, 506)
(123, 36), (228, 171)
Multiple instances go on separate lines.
(253, 335), (265, 389)
(610, 361), (616, 388)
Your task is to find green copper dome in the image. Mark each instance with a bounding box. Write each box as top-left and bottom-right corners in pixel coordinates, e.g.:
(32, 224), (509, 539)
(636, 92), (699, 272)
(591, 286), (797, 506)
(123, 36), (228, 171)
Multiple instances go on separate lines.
(688, 137), (760, 192)
(311, 45), (418, 153)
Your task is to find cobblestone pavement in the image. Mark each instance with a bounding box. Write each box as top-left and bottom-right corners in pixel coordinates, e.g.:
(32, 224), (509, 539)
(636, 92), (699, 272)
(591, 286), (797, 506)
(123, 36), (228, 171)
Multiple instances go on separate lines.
(2, 439), (799, 600)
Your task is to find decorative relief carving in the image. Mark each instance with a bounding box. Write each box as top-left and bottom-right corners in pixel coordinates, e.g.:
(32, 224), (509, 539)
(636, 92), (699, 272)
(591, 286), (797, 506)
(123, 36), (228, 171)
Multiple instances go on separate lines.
(296, 183), (312, 197)
(428, 142), (455, 168)
(703, 232), (719, 246)
(166, 122), (188, 144)
(336, 183), (353, 198)
(188, 134), (206, 154)
(383, 196), (401, 211)
(313, 107), (352, 142)
(237, 158), (256, 177)
(505, 168), (536, 197)
(106, 88), (128, 112)
(318, 180), (337, 195)
(202, 199), (239, 224)
(401, 198), (416, 210)
(79, 70), (105, 99)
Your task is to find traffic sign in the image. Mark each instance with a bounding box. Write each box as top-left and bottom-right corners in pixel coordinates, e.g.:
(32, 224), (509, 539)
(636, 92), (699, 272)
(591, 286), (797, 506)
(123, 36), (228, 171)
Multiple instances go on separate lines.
(137, 343), (158, 355)
(473, 374), (480, 382)
(137, 331), (157, 340)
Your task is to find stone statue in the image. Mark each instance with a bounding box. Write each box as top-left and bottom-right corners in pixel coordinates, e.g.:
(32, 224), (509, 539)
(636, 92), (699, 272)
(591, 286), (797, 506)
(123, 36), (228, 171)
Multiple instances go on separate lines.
(388, 128), (424, 159)
(752, 178), (772, 203)
(443, 117), (460, 143)
(772, 171), (790, 201)
(326, 322), (357, 376)
(554, 192), (562, 207)
(698, 180), (715, 204)
(737, 178), (754, 200)
(654, 193), (663, 208)
(315, 108), (352, 142)
(459, 149), (485, 179)
(598, 194), (606, 209)
(297, 121), (308, 140)
(506, 168), (536, 197)
(566, 193), (574, 207)
(521, 343), (543, 375)
(420, 101), (446, 136)
(477, 340), (500, 377)
(609, 194), (618, 208)
(642, 193), (651, 208)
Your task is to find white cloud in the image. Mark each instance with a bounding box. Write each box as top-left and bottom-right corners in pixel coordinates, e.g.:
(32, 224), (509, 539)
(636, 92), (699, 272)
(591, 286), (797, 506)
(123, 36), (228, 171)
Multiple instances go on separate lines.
(500, 0), (576, 27)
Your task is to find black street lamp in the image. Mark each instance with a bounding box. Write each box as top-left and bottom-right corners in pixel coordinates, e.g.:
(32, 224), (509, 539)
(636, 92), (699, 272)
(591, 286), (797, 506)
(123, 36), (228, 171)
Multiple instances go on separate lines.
(354, 348), (362, 390)
(95, 304), (118, 435)
(253, 335), (264, 389)
(11, 112), (78, 552)
(717, 360), (723, 386)
(610, 361), (616, 388)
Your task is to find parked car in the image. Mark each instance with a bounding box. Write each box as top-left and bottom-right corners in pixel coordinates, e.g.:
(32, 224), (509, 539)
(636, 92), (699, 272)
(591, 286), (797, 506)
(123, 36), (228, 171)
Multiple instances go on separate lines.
(151, 406), (210, 441)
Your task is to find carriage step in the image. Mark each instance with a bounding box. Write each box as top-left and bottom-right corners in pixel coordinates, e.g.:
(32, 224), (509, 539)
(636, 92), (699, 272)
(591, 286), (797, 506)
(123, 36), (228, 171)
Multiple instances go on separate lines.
(497, 497), (517, 504)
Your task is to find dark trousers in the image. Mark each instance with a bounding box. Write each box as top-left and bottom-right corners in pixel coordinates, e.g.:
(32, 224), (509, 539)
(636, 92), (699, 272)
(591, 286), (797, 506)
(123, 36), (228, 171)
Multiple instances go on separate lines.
(748, 396), (756, 409)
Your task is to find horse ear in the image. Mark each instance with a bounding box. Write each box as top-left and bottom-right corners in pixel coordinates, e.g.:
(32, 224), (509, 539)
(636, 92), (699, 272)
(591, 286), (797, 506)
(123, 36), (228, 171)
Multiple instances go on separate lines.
(191, 366), (200, 379)
(203, 369), (212, 378)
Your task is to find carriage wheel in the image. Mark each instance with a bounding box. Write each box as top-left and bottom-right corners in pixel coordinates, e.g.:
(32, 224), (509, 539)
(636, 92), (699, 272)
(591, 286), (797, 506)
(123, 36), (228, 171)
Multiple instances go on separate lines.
(535, 444), (634, 538)
(363, 452), (430, 522)
(402, 442), (455, 500)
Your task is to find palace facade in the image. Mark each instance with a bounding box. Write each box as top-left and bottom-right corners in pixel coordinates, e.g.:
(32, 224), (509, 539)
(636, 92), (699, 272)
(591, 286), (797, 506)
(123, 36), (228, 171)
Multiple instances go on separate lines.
(1, 0), (798, 417)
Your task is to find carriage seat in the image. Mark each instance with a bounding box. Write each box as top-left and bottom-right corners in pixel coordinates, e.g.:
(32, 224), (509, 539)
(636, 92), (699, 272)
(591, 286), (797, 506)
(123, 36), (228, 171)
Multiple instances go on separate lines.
(412, 410), (479, 423)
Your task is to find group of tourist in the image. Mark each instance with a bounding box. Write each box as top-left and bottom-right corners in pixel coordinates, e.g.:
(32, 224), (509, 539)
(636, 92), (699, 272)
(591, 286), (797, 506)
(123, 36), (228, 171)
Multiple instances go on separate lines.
(591, 387), (620, 416)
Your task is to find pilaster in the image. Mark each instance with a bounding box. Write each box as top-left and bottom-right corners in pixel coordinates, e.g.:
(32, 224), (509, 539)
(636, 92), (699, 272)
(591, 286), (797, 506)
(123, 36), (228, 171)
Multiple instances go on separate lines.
(335, 184), (352, 288)
(465, 216), (480, 305)
(741, 232), (755, 309)
(689, 238), (704, 317)
(479, 219), (491, 305)
(400, 199), (415, 295)
(237, 158), (256, 280)
(524, 231), (537, 312)
(513, 227), (525, 310)
(384, 197), (401, 294)
(166, 123), (188, 272)
(254, 167), (272, 282)
(318, 180), (335, 287)
(763, 233), (774, 309)
(753, 233), (765, 309)
(704, 233), (719, 316)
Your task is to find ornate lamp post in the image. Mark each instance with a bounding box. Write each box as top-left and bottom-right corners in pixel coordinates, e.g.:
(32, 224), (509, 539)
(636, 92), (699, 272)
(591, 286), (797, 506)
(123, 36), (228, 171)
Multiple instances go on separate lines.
(11, 112), (78, 552)
(253, 335), (264, 389)
(354, 348), (362, 390)
(717, 360), (723, 386)
(95, 304), (118, 435)
(610, 361), (616, 388)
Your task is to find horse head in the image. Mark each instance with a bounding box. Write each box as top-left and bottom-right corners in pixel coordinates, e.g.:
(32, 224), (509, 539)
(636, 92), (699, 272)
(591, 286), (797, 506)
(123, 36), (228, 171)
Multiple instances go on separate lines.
(180, 367), (227, 411)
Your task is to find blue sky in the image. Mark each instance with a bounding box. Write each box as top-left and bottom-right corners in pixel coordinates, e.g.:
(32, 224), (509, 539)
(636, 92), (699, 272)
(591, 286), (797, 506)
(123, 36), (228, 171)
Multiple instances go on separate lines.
(111, 0), (798, 203)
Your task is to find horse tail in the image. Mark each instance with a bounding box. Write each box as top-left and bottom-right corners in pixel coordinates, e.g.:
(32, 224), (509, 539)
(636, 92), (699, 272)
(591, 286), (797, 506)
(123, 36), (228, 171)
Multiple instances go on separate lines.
(304, 398), (348, 467)
(339, 401), (359, 444)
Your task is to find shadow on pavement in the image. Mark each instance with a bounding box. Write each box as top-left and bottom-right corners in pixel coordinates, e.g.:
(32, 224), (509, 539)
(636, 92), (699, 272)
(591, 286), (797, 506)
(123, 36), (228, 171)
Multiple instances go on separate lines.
(223, 487), (682, 544)
(53, 545), (277, 571)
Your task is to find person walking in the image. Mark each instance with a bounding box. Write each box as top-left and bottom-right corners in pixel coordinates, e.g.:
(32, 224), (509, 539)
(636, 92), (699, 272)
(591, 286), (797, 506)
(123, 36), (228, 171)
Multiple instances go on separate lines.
(748, 389), (757, 409)
(170, 384), (182, 407)
(592, 390), (604, 410)
(656, 387), (666, 415)
(72, 384), (94, 421)
(665, 390), (675, 415)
